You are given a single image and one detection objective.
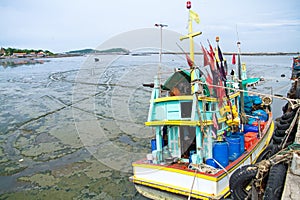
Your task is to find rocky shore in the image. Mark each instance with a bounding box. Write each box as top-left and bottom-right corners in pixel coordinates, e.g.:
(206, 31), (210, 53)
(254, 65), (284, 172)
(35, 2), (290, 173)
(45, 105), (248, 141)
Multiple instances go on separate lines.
(0, 54), (81, 67)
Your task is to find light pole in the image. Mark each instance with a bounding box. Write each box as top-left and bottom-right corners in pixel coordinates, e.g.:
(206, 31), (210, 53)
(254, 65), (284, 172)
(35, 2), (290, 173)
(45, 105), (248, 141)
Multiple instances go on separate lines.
(155, 23), (168, 66)
(155, 23), (168, 91)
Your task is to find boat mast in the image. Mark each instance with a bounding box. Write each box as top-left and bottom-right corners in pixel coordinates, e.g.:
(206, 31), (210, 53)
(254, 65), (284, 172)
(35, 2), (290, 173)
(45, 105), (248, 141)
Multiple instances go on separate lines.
(237, 41), (245, 122)
(180, 1), (202, 94)
(180, 1), (205, 164)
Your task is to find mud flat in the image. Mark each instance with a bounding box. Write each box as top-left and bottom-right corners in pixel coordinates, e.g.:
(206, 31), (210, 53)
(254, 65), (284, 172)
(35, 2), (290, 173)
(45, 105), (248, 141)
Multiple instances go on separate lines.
(0, 54), (294, 199)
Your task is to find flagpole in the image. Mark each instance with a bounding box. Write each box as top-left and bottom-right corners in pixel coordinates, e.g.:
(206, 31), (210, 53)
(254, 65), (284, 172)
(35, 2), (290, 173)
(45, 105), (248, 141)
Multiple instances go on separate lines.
(237, 41), (245, 121)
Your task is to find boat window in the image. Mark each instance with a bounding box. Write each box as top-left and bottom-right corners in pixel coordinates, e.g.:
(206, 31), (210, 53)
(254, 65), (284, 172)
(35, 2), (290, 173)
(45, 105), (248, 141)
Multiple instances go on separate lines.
(211, 102), (216, 111)
(181, 102), (192, 118)
(179, 126), (196, 159)
(162, 126), (168, 146)
(204, 102), (210, 111)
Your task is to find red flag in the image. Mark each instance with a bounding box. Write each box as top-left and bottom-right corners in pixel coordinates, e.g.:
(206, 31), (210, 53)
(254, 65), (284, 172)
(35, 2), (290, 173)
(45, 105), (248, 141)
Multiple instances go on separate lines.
(212, 112), (219, 130)
(212, 112), (218, 138)
(207, 39), (215, 57)
(201, 44), (210, 67)
(217, 80), (226, 107)
(208, 51), (216, 71)
(185, 53), (194, 68)
(205, 69), (213, 94)
(232, 54), (236, 65)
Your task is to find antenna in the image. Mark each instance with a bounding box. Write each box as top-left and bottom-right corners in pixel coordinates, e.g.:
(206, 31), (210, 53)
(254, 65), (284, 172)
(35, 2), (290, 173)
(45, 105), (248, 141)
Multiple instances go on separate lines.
(236, 24), (240, 43)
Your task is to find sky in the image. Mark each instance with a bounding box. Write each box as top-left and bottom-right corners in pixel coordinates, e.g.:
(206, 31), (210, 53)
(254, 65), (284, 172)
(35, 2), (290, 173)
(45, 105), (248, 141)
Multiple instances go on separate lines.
(0, 0), (299, 53)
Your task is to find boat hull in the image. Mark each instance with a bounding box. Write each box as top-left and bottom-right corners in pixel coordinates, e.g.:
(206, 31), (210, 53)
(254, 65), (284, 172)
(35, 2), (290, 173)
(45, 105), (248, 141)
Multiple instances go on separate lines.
(130, 121), (274, 199)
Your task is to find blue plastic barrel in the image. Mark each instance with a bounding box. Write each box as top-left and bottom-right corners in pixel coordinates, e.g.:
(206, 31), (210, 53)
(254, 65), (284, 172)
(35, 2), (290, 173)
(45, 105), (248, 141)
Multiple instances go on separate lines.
(213, 141), (229, 168)
(206, 158), (218, 168)
(233, 132), (245, 155)
(151, 139), (156, 152)
(253, 109), (268, 121)
(244, 124), (259, 133)
(226, 136), (241, 161)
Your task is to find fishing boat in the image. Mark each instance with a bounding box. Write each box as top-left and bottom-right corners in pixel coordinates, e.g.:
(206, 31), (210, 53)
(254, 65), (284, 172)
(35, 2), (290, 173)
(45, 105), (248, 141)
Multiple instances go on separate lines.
(291, 55), (300, 80)
(130, 1), (274, 199)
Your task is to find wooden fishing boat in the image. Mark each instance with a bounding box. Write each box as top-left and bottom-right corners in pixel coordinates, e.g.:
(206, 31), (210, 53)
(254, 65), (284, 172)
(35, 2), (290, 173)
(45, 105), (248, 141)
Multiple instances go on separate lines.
(291, 55), (300, 80)
(130, 1), (274, 199)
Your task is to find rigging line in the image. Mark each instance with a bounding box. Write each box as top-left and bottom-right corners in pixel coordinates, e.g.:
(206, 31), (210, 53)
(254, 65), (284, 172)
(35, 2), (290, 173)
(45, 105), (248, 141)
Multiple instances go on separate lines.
(188, 168), (198, 200)
(280, 107), (300, 149)
(195, 80), (299, 103)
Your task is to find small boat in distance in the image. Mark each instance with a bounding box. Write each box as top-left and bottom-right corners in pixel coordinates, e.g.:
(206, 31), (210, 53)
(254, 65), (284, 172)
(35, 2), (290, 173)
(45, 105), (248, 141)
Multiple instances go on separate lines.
(291, 55), (300, 80)
(130, 1), (274, 199)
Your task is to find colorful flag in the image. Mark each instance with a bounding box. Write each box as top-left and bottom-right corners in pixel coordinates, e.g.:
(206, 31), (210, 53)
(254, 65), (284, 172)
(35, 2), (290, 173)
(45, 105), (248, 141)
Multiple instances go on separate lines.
(217, 45), (227, 80)
(207, 39), (215, 57)
(208, 49), (216, 72)
(232, 54), (236, 65)
(224, 60), (228, 76)
(218, 79), (226, 107)
(212, 112), (219, 130)
(185, 54), (194, 68)
(189, 10), (200, 24)
(217, 45), (224, 62)
(220, 62), (227, 81)
(205, 69), (213, 94)
(211, 113), (218, 138)
(201, 44), (210, 67)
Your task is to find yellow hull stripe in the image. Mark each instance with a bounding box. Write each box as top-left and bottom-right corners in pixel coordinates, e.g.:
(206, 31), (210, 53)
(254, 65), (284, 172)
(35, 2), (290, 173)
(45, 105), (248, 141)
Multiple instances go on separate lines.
(132, 177), (213, 200)
(133, 163), (218, 181)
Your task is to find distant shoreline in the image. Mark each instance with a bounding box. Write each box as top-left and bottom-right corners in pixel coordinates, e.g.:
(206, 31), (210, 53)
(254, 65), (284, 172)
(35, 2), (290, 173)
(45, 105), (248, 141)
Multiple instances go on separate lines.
(68, 52), (299, 56)
(1, 52), (298, 67)
(139, 52), (299, 56)
(0, 54), (80, 67)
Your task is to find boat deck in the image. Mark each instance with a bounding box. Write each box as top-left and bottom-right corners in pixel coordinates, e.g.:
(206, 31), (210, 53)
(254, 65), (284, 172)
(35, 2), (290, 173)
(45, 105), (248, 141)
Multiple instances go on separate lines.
(133, 126), (273, 178)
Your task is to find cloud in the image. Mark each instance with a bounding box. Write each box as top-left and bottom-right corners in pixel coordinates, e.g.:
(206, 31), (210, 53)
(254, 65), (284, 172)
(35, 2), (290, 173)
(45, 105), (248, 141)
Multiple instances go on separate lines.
(0, 0), (299, 52)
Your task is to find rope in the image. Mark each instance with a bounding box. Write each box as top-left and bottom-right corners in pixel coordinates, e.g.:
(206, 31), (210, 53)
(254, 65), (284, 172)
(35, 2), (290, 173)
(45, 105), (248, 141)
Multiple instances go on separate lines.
(280, 107), (300, 148)
(188, 168), (198, 200)
(195, 80), (299, 104)
(155, 67), (298, 105)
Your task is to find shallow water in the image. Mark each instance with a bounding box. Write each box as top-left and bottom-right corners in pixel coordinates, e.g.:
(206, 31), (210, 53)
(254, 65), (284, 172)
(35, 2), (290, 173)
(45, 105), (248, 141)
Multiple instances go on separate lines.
(0, 54), (293, 199)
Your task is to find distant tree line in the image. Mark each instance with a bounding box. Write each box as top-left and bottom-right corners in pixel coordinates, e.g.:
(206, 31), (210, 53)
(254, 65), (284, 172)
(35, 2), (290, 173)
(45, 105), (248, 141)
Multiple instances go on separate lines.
(0, 47), (55, 56)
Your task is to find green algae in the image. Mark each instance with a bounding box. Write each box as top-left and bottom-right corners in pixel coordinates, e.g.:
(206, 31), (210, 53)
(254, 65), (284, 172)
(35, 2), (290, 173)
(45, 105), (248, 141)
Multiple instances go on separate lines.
(20, 142), (64, 157)
(19, 173), (59, 187)
(49, 124), (83, 149)
(0, 161), (27, 176)
(0, 188), (76, 200)
(0, 146), (9, 164)
(1, 158), (139, 200)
